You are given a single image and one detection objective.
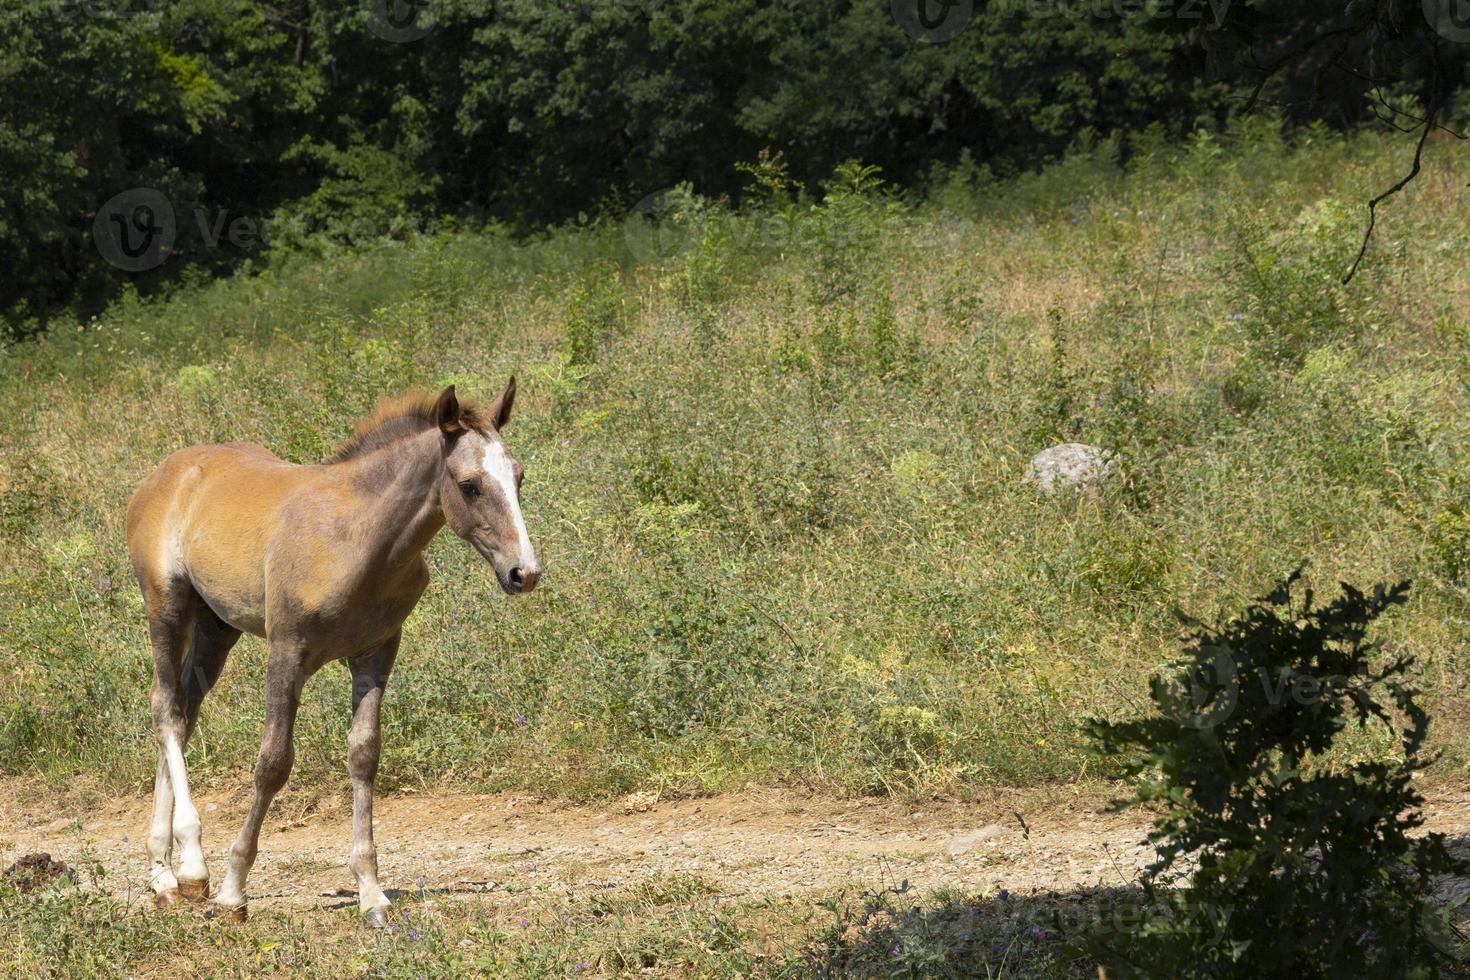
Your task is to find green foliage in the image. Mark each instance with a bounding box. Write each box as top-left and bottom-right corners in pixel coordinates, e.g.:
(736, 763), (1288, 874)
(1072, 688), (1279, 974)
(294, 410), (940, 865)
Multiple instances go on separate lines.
(1428, 503), (1470, 583)
(0, 0), (1242, 335)
(563, 267), (625, 365)
(1228, 200), (1386, 366)
(3, 124), (1470, 807)
(1086, 569), (1468, 977)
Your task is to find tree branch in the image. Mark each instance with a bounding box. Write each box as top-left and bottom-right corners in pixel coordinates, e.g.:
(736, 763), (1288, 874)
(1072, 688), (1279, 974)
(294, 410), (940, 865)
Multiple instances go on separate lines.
(1343, 88), (1439, 284)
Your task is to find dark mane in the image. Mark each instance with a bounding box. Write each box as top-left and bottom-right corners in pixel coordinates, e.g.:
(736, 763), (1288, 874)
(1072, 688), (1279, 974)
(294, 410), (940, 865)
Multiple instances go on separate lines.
(327, 389), (487, 463)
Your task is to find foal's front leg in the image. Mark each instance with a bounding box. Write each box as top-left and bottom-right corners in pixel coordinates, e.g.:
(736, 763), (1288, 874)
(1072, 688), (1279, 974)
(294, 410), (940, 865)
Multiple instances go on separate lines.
(213, 640), (307, 919)
(347, 634), (400, 928)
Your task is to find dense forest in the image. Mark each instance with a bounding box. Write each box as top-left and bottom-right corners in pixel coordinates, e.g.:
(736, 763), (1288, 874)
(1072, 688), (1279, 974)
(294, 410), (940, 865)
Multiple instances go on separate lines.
(3, 0), (1468, 335)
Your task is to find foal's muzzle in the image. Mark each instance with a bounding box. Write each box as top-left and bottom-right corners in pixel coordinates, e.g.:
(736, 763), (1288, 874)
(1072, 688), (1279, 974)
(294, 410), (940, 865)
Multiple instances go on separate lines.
(501, 561), (542, 595)
(505, 564), (540, 593)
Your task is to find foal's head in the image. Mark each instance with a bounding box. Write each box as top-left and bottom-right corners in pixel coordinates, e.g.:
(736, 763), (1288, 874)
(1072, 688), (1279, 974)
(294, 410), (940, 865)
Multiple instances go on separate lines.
(432, 378), (542, 595)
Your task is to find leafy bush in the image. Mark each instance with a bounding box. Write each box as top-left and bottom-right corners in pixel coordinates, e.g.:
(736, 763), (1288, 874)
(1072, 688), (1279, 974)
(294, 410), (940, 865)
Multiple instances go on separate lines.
(1086, 569), (1467, 977)
(563, 266), (625, 366)
(1227, 200), (1387, 367)
(1428, 504), (1470, 584)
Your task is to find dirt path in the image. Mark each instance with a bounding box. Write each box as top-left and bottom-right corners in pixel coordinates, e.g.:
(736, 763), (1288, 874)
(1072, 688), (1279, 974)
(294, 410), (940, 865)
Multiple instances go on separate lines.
(7, 782), (1470, 913)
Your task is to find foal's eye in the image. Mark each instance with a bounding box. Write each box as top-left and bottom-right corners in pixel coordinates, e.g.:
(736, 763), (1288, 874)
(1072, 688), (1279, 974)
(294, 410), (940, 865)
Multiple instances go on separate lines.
(458, 481), (480, 499)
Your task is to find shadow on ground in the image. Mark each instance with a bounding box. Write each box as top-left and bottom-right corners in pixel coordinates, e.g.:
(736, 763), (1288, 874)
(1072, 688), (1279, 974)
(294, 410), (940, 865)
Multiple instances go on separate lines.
(804, 837), (1470, 980)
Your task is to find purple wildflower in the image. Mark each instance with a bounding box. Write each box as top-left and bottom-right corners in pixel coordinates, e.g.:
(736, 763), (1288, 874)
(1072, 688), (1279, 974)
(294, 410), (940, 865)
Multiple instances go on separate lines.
(573, 961), (589, 972)
(996, 889), (1009, 901)
(515, 715), (527, 725)
(408, 929), (421, 940)
(1029, 926), (1048, 940)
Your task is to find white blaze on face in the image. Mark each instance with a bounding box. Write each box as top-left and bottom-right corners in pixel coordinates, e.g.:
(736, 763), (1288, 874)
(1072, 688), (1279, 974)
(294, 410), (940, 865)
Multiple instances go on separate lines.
(480, 439), (535, 568)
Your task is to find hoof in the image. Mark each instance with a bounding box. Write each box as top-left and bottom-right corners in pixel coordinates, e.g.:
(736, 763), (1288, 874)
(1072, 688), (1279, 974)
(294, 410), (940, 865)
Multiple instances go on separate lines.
(178, 878), (209, 902)
(362, 906), (389, 929)
(205, 903), (247, 924)
(154, 889), (182, 909)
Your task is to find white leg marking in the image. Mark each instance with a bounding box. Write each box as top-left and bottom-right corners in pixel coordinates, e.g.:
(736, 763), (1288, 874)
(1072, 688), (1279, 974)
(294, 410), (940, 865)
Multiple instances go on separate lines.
(215, 854), (248, 909)
(162, 733), (207, 883)
(351, 781), (390, 916)
(147, 752), (178, 895)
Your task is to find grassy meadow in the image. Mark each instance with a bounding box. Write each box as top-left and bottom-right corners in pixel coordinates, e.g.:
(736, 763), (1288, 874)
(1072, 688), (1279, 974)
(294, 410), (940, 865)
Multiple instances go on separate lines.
(3, 118), (1470, 813)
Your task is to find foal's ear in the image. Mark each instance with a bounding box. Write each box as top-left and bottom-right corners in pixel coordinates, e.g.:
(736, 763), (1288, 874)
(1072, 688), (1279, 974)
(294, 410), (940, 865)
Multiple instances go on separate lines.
(488, 375), (516, 430)
(433, 385), (463, 434)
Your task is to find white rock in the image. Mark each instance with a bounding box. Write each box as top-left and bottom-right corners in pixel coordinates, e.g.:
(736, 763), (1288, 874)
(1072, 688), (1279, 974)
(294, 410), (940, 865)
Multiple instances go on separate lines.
(1024, 443), (1114, 493)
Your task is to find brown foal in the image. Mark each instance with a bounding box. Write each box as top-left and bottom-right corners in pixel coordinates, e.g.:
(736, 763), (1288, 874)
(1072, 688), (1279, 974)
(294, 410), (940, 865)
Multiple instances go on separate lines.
(125, 379), (540, 925)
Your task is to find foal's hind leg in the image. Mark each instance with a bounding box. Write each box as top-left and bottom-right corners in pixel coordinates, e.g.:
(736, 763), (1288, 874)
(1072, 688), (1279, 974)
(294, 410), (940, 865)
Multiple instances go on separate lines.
(214, 639), (308, 918)
(346, 634), (400, 927)
(147, 602), (240, 905)
(174, 606), (241, 900)
(143, 589), (212, 905)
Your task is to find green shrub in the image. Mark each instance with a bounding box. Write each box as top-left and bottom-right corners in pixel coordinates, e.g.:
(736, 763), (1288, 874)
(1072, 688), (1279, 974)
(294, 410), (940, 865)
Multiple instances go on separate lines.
(563, 267), (625, 365)
(1427, 504), (1470, 584)
(1086, 569), (1467, 977)
(1228, 200), (1387, 367)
